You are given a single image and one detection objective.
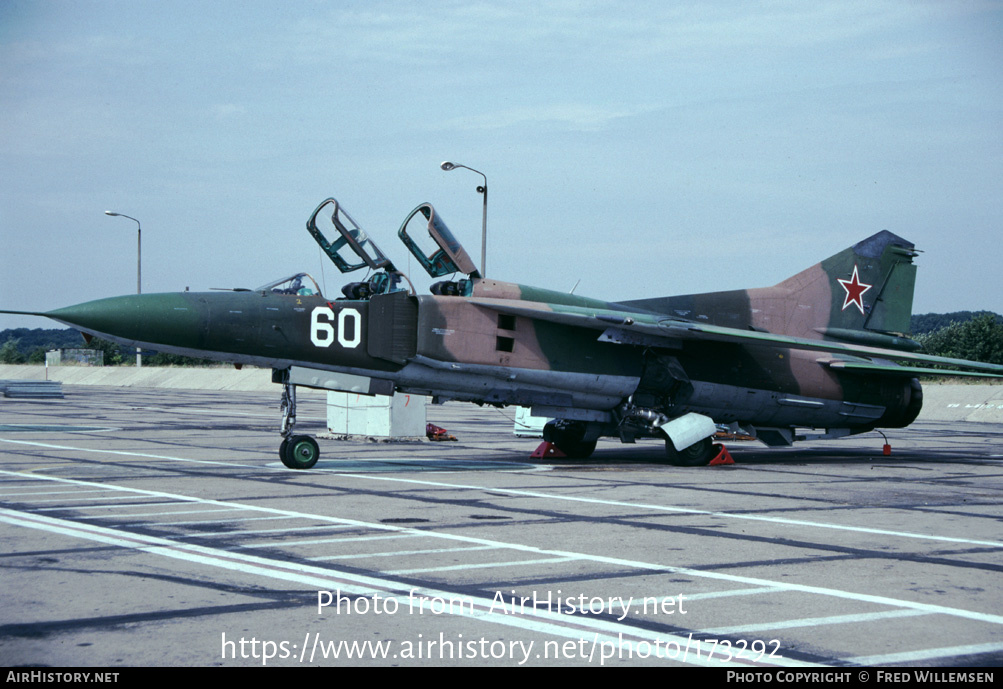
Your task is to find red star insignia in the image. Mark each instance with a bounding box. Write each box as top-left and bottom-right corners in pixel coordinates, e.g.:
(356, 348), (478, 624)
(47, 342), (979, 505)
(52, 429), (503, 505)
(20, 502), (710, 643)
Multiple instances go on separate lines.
(837, 264), (872, 314)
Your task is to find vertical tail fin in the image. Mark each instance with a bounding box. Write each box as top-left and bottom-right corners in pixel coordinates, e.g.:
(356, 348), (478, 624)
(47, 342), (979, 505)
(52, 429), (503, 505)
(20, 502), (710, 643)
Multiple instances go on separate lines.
(620, 230), (919, 348)
(773, 230), (919, 346)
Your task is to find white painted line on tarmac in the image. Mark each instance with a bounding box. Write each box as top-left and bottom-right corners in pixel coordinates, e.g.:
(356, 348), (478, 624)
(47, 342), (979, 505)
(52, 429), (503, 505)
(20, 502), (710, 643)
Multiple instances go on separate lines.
(307, 457), (537, 467)
(0, 488), (114, 498)
(701, 608), (929, 635)
(10, 494), (151, 504)
(178, 524), (355, 538)
(319, 545), (498, 560)
(0, 437), (542, 473)
(0, 425), (118, 433)
(1, 469), (1000, 631)
(36, 500), (190, 511)
(274, 459), (548, 474)
(330, 471), (1003, 550)
(0, 437), (241, 467)
(3, 435), (999, 548)
(87, 508), (248, 519)
(239, 535), (386, 548)
(0, 505), (811, 668)
(302, 533), (426, 548)
(847, 641), (1003, 665)
(125, 515), (305, 528)
(684, 587), (786, 601)
(387, 557), (577, 575)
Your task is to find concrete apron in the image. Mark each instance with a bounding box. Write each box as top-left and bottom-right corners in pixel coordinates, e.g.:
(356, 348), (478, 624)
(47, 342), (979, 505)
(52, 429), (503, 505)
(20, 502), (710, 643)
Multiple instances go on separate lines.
(0, 364), (275, 392)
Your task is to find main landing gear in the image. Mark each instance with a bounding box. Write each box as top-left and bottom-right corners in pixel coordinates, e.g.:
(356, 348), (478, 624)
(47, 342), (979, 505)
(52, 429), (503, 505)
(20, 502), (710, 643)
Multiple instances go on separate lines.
(279, 382), (320, 469)
(542, 420), (597, 459)
(664, 435), (715, 467)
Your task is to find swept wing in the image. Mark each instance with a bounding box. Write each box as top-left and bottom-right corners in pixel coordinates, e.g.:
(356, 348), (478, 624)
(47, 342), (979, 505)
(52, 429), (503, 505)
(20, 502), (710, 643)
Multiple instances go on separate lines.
(465, 298), (1003, 379)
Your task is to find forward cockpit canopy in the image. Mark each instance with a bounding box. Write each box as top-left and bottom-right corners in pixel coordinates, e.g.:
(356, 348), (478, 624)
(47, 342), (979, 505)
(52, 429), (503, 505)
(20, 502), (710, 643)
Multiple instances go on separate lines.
(256, 273), (323, 297)
(307, 198), (394, 274)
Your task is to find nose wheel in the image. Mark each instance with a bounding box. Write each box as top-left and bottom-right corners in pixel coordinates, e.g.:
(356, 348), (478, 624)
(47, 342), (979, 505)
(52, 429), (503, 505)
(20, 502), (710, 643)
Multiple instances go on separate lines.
(281, 435), (320, 469)
(278, 378), (321, 470)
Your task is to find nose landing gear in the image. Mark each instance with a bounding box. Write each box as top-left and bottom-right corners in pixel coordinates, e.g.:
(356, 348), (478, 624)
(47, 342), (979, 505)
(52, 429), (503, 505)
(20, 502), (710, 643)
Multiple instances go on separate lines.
(279, 380), (320, 469)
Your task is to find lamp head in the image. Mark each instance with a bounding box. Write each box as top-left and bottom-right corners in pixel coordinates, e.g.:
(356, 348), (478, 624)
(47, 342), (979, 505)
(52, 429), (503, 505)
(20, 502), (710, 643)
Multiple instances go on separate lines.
(440, 161), (456, 171)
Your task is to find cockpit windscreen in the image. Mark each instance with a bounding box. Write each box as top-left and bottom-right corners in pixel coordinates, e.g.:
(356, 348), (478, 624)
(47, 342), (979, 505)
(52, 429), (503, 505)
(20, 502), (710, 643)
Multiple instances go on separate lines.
(256, 273), (323, 297)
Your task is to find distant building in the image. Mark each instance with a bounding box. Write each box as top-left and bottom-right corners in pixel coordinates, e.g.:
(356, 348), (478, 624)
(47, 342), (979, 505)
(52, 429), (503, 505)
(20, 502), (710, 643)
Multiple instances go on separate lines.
(45, 349), (104, 366)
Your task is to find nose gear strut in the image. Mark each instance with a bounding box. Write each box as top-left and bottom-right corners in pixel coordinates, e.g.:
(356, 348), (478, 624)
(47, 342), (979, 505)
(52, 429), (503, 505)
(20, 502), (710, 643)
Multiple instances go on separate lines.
(277, 375), (320, 469)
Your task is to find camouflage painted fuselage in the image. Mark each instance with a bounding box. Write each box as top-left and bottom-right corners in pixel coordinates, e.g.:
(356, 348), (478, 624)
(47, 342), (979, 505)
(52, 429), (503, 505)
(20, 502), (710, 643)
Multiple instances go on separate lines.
(46, 231), (926, 446)
(13, 198), (1002, 464)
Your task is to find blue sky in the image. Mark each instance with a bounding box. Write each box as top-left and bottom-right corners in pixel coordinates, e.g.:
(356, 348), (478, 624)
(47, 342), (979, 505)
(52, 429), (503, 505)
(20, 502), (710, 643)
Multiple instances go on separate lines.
(2, 1), (1001, 330)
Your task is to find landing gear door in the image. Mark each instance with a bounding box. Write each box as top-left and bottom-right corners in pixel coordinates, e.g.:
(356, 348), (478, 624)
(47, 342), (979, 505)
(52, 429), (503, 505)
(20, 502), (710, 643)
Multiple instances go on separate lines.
(398, 203), (481, 279)
(307, 198), (394, 274)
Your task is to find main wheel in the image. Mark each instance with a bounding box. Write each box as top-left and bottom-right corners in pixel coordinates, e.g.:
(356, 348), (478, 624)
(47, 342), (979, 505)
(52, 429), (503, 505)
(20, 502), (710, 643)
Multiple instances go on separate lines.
(665, 436), (714, 467)
(543, 420), (597, 459)
(281, 435), (320, 469)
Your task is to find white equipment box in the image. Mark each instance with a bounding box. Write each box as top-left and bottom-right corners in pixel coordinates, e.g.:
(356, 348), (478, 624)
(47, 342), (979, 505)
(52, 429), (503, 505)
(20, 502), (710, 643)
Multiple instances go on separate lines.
(327, 391), (427, 438)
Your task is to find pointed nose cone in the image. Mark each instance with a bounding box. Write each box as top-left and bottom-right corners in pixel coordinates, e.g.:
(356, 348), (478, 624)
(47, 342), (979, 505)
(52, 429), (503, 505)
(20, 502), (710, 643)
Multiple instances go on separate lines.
(46, 293), (205, 348)
(47, 295), (140, 336)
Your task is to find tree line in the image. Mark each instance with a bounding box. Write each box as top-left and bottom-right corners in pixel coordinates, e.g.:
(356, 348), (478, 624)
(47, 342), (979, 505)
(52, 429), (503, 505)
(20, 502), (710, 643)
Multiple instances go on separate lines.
(912, 313), (1003, 366)
(910, 310), (1002, 336)
(0, 328), (215, 366)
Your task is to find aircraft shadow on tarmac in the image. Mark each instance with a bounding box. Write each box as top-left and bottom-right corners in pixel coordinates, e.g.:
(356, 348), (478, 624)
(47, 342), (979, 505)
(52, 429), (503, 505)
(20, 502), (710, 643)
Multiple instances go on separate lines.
(292, 439), (999, 472)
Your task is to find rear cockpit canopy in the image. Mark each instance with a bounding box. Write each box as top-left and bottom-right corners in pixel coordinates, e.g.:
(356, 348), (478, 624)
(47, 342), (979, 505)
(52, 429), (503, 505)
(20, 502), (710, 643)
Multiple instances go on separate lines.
(398, 202), (480, 279)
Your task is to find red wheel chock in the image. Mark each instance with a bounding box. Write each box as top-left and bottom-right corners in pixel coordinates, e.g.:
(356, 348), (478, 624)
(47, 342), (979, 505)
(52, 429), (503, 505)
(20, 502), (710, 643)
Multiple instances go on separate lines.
(426, 423), (457, 441)
(709, 443), (735, 465)
(531, 442), (567, 459)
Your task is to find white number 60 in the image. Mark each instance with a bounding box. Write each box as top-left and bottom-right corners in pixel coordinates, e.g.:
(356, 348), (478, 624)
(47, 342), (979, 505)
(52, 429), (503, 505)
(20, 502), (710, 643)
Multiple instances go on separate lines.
(310, 307), (361, 349)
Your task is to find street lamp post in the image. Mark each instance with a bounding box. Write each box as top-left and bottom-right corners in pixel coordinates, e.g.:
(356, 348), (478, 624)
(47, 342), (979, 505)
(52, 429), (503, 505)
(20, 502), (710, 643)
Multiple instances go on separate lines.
(104, 211), (142, 367)
(440, 161), (487, 277)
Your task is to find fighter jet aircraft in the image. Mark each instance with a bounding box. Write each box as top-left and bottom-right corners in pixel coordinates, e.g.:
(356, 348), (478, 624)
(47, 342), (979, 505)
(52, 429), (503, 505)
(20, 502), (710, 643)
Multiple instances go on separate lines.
(6, 196), (1002, 469)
